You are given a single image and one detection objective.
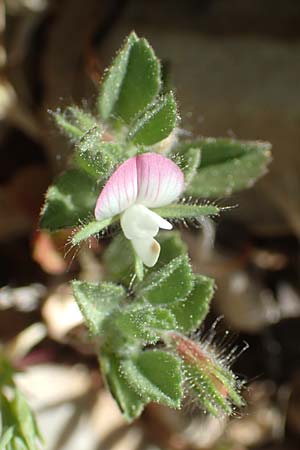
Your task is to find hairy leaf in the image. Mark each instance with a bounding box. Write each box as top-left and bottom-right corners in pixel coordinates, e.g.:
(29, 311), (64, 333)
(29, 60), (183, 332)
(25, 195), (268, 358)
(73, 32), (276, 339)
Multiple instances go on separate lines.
(40, 169), (98, 231)
(74, 128), (121, 180)
(177, 138), (272, 197)
(170, 275), (215, 332)
(98, 33), (161, 123)
(114, 304), (176, 344)
(136, 255), (193, 305)
(128, 93), (177, 145)
(53, 106), (98, 141)
(72, 281), (126, 335)
(100, 353), (144, 422)
(122, 350), (182, 408)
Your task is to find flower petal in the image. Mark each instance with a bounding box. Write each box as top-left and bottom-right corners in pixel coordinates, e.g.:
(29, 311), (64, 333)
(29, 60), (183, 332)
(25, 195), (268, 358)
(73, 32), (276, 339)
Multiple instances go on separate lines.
(95, 157), (138, 220)
(121, 204), (172, 240)
(94, 153), (184, 221)
(131, 237), (161, 267)
(136, 153), (184, 208)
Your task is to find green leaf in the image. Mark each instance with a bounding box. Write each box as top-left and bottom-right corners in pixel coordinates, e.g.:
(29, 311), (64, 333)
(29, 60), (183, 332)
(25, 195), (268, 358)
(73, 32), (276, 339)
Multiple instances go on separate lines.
(122, 350), (182, 408)
(52, 106), (98, 141)
(124, 351), (183, 407)
(72, 281), (126, 335)
(100, 353), (145, 422)
(0, 390), (42, 450)
(170, 275), (215, 332)
(174, 148), (201, 186)
(98, 32), (138, 120)
(114, 304), (176, 344)
(74, 128), (122, 180)
(157, 231), (187, 267)
(180, 138), (272, 198)
(128, 93), (177, 145)
(98, 33), (161, 123)
(40, 169), (98, 231)
(136, 255), (193, 305)
(153, 203), (220, 220)
(71, 218), (114, 245)
(11, 390), (42, 450)
(0, 427), (14, 449)
(103, 234), (135, 284)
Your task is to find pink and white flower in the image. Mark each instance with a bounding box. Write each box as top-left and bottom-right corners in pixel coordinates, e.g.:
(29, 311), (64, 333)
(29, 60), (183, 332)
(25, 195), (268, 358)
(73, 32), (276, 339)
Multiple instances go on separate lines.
(95, 153), (184, 267)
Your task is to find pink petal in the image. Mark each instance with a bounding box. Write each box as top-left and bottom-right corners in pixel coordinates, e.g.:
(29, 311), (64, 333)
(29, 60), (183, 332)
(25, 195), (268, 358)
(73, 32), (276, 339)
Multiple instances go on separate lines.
(95, 157), (138, 220)
(136, 153), (184, 208)
(95, 153), (184, 220)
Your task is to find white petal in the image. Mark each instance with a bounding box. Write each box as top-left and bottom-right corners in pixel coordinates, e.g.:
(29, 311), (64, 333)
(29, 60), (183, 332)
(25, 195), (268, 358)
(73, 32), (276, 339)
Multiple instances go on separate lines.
(131, 237), (161, 267)
(120, 204), (172, 240)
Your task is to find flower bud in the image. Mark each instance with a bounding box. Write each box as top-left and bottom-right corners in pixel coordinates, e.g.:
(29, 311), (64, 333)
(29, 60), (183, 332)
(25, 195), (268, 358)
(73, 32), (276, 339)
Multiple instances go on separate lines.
(165, 332), (244, 416)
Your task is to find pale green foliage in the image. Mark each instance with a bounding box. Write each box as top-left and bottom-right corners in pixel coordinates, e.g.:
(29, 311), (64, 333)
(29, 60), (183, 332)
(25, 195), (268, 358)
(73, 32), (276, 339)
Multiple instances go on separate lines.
(0, 356), (42, 450)
(38, 32), (272, 423)
(175, 138), (272, 197)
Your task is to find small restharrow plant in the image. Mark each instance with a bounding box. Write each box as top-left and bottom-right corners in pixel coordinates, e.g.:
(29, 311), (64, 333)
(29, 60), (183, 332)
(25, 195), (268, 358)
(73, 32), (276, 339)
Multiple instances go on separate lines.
(39, 32), (272, 422)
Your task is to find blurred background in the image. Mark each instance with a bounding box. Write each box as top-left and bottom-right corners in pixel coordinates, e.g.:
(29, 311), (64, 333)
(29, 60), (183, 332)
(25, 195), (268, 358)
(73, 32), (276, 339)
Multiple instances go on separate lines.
(1, 0), (300, 449)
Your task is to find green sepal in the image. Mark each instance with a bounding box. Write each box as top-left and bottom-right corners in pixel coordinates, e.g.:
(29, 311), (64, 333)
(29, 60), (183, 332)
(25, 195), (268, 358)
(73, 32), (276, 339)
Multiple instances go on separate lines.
(176, 138), (272, 197)
(136, 255), (193, 305)
(72, 281), (126, 335)
(121, 350), (182, 408)
(100, 353), (145, 422)
(39, 169), (98, 231)
(127, 92), (177, 145)
(52, 106), (98, 141)
(153, 203), (220, 220)
(170, 275), (215, 332)
(113, 304), (177, 344)
(98, 33), (161, 123)
(184, 362), (232, 416)
(71, 218), (115, 246)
